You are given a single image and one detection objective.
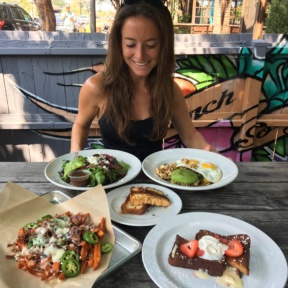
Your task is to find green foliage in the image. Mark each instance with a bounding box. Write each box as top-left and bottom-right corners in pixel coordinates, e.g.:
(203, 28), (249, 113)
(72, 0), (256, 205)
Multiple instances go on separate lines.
(53, 0), (66, 11)
(265, 0), (288, 33)
(10, 0), (32, 16)
(230, 5), (242, 24)
(179, 13), (191, 23)
(173, 13), (192, 34)
(174, 27), (190, 34)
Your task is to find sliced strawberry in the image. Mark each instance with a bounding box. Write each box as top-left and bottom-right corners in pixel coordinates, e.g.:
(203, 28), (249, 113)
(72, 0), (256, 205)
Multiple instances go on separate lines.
(214, 234), (229, 245)
(180, 240), (199, 258)
(196, 248), (205, 257)
(225, 239), (243, 257)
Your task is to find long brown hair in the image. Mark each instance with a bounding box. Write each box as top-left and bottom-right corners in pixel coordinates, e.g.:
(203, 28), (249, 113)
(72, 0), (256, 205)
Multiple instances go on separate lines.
(103, 1), (175, 144)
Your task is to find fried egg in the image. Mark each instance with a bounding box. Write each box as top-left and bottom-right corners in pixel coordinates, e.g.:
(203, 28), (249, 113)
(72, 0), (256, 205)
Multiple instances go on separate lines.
(175, 159), (222, 183)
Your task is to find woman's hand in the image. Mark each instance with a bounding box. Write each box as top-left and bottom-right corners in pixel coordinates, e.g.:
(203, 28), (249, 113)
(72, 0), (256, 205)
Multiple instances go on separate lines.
(204, 144), (219, 154)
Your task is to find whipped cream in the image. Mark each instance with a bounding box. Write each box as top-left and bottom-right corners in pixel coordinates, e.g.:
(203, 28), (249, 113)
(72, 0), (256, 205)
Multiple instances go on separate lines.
(198, 235), (228, 260)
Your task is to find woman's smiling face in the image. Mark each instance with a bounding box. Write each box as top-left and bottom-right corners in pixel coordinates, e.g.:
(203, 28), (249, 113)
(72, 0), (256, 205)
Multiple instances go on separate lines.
(121, 15), (161, 79)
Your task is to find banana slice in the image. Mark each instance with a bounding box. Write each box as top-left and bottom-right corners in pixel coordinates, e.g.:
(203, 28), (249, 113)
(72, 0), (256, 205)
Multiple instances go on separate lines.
(216, 266), (244, 288)
(195, 270), (211, 280)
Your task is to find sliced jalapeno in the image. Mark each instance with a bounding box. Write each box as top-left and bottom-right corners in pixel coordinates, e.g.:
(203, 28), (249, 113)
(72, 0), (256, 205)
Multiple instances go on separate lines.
(27, 238), (34, 248)
(101, 242), (113, 254)
(61, 250), (79, 262)
(61, 258), (80, 278)
(37, 214), (52, 223)
(83, 230), (98, 244)
(23, 222), (38, 230)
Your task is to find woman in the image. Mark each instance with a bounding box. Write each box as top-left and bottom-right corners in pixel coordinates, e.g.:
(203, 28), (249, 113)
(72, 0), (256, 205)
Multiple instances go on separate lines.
(70, 0), (217, 161)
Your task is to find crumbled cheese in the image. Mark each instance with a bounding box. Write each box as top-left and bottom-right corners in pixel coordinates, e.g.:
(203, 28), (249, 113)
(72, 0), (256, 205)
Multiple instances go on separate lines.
(55, 227), (69, 237)
(44, 244), (65, 262)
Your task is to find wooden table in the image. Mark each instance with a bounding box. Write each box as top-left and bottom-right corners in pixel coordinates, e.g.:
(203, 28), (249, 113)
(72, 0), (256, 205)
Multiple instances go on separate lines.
(0, 162), (288, 287)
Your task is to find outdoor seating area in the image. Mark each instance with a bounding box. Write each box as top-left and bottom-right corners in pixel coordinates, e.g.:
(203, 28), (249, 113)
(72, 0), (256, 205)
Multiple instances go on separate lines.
(0, 23), (287, 288)
(0, 0), (287, 287)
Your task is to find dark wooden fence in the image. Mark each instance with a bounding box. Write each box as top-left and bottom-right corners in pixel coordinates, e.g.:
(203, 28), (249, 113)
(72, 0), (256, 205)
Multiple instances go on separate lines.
(0, 31), (287, 162)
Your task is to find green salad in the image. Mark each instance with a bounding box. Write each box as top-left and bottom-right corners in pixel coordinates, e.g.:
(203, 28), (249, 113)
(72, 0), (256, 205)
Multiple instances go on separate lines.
(59, 153), (130, 187)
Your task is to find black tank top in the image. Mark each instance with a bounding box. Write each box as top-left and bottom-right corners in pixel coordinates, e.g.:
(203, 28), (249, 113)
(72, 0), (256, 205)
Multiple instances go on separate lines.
(98, 116), (163, 161)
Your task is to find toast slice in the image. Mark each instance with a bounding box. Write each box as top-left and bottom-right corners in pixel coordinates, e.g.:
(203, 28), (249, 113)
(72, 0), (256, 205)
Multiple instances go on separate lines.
(195, 230), (250, 275)
(129, 186), (171, 207)
(121, 193), (147, 215)
(168, 234), (226, 276)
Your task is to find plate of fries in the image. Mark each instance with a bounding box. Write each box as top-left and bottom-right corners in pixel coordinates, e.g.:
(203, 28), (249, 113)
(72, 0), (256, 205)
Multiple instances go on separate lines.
(6, 211), (113, 281)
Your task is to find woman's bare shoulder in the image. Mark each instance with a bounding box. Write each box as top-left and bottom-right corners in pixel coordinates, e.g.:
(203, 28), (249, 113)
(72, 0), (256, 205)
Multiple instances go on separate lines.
(172, 79), (184, 100)
(83, 73), (104, 92)
(80, 73), (106, 101)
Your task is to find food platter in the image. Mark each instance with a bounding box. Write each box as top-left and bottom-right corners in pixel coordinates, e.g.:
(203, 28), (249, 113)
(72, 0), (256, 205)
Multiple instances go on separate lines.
(40, 191), (142, 287)
(44, 149), (142, 191)
(107, 183), (182, 226)
(142, 212), (288, 288)
(142, 148), (238, 190)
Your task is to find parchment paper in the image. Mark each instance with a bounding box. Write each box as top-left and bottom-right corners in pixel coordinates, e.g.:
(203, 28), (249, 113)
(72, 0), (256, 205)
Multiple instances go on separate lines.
(0, 182), (38, 211)
(0, 182), (115, 288)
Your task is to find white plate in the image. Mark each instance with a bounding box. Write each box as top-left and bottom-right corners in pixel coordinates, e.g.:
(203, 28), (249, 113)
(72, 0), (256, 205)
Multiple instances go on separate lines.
(142, 212), (288, 288)
(142, 148), (238, 190)
(107, 184), (182, 226)
(44, 149), (142, 191)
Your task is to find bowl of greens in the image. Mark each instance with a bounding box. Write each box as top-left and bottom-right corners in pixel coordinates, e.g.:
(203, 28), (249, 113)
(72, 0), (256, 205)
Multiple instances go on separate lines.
(45, 149), (142, 191)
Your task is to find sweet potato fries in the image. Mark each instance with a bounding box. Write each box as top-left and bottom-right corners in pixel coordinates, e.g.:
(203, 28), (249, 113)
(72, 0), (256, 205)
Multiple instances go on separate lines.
(6, 211), (112, 282)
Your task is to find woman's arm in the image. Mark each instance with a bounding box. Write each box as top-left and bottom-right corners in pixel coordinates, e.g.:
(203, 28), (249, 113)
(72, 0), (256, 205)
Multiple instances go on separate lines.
(170, 82), (217, 153)
(70, 74), (104, 152)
